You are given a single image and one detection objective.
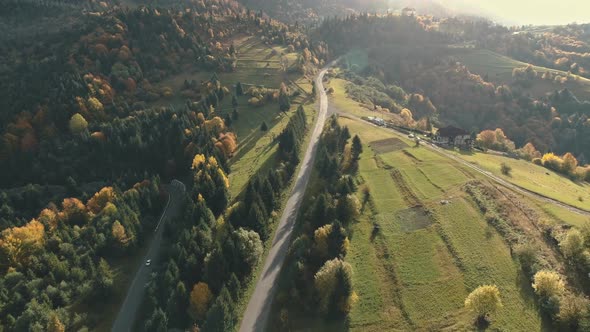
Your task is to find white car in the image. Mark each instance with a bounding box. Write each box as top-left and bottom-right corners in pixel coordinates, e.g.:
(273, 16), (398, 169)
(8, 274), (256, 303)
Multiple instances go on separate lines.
(408, 134), (415, 138)
(145, 259), (151, 266)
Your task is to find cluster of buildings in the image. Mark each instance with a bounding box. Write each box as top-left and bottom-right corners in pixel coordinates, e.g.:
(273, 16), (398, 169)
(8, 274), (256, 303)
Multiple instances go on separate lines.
(363, 115), (473, 150)
(434, 126), (473, 150)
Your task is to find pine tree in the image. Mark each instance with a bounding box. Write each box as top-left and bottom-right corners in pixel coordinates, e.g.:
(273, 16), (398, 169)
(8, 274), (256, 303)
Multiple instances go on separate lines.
(202, 287), (236, 332)
(279, 86), (291, 113)
(236, 82), (244, 96)
(351, 135), (363, 160)
(231, 95), (238, 108)
(145, 307), (168, 332)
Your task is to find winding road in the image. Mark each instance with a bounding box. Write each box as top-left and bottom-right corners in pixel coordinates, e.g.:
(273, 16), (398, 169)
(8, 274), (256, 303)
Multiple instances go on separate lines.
(238, 62), (336, 332)
(111, 180), (185, 332)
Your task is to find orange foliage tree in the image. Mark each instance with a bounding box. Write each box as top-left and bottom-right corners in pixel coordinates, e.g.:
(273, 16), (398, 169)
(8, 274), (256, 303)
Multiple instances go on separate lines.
(215, 132), (237, 158)
(111, 220), (128, 246)
(190, 282), (213, 320)
(87, 187), (116, 214)
(61, 198), (89, 225)
(562, 152), (578, 175)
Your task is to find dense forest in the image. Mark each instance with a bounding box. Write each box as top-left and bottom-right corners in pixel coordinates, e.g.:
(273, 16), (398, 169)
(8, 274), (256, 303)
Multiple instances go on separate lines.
(0, 0), (317, 329)
(141, 106), (308, 331)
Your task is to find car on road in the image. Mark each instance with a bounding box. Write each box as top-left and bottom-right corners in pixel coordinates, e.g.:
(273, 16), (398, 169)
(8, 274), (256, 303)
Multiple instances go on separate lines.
(145, 259), (151, 266)
(408, 133), (415, 138)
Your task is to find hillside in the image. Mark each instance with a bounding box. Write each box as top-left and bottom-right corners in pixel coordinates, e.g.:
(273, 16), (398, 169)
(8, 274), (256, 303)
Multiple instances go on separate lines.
(313, 14), (590, 167)
(451, 48), (590, 101)
(272, 80), (590, 330)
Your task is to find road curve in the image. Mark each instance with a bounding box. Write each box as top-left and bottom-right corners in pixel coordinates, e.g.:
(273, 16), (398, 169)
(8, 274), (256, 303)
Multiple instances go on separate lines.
(111, 180), (185, 332)
(339, 112), (590, 217)
(238, 62), (336, 332)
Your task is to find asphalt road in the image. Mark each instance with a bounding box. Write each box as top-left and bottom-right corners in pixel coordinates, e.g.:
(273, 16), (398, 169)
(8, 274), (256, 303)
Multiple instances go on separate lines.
(111, 180), (186, 332)
(338, 112), (590, 217)
(238, 62), (336, 332)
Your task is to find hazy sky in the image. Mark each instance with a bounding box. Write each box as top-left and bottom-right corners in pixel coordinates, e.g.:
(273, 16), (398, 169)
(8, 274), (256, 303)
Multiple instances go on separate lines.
(441, 0), (590, 25)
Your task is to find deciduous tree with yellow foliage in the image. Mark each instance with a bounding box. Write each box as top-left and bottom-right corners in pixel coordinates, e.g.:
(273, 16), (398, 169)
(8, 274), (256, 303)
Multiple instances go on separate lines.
(464, 285), (502, 324)
(0, 219), (45, 267)
(87, 187), (116, 214)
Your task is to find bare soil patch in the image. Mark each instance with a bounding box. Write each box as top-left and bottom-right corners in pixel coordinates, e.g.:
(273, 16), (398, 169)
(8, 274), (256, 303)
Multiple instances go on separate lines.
(370, 138), (408, 154)
(397, 207), (433, 232)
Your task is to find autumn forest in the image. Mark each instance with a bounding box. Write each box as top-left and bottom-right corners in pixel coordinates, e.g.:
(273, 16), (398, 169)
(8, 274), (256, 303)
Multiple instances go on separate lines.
(1, 0), (590, 331)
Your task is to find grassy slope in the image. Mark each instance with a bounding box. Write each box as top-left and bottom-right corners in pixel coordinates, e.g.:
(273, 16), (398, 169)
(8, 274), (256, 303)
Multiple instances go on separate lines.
(452, 48), (590, 101)
(339, 117), (542, 331)
(452, 150), (590, 210)
(328, 77), (402, 122)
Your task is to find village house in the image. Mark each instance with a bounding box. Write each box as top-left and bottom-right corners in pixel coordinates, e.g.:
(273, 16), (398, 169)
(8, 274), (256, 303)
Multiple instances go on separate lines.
(435, 126), (473, 149)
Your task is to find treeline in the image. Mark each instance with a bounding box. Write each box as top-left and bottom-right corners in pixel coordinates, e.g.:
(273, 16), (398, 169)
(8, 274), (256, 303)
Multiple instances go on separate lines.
(140, 106), (308, 331)
(227, 105), (307, 239)
(0, 178), (163, 330)
(314, 13), (451, 56)
(271, 116), (363, 330)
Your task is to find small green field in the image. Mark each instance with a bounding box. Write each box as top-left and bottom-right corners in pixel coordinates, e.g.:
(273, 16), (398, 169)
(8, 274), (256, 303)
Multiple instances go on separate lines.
(340, 117), (543, 331)
(452, 48), (590, 101)
(453, 150), (590, 210)
(328, 77), (402, 122)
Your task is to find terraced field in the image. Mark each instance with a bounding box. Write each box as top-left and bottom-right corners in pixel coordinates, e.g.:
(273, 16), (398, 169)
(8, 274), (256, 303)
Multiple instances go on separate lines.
(340, 118), (544, 331)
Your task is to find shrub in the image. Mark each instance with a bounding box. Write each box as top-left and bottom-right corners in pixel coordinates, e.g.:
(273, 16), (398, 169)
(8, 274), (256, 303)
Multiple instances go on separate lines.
(500, 163), (512, 176)
(532, 158), (543, 166)
(560, 228), (585, 261)
(558, 294), (588, 329)
(542, 153), (563, 172)
(532, 270), (565, 299)
(514, 242), (540, 276)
